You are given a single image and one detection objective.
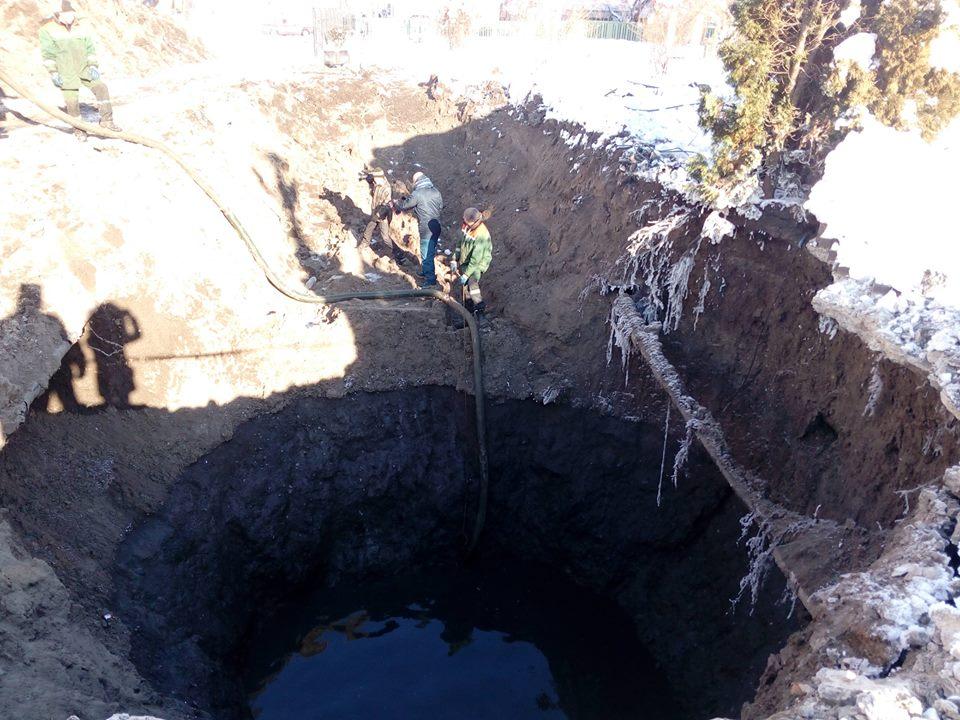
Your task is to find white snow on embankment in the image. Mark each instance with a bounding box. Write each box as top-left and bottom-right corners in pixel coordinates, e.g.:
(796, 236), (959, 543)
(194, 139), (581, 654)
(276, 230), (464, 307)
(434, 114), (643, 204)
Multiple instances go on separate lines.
(451, 38), (721, 155)
(805, 10), (960, 423)
(357, 31), (724, 158)
(807, 117), (960, 308)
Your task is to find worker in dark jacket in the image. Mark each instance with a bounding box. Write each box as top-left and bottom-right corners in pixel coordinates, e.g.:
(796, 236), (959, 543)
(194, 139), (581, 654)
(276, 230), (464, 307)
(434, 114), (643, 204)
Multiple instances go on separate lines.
(395, 171), (443, 286)
(39, 1), (120, 141)
(454, 207), (493, 317)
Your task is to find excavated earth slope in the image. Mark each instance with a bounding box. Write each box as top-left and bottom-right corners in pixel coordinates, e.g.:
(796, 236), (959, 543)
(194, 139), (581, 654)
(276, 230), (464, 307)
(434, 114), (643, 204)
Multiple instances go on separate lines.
(1, 42), (960, 720)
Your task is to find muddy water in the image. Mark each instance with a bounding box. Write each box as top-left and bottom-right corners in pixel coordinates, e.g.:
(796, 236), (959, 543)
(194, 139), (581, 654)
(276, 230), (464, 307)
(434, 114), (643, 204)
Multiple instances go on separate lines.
(243, 560), (682, 720)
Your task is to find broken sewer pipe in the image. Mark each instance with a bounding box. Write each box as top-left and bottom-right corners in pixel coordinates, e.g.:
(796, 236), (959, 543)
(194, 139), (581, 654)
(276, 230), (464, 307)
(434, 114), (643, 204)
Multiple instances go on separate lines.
(0, 67), (490, 554)
(610, 294), (846, 614)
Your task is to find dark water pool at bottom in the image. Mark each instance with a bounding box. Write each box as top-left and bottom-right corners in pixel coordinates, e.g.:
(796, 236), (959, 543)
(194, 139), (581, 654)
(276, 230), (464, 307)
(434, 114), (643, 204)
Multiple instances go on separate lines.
(242, 561), (682, 720)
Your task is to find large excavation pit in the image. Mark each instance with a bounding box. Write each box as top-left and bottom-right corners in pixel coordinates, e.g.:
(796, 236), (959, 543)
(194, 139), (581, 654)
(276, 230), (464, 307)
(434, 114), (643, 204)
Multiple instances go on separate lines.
(107, 388), (802, 720)
(3, 59), (959, 720)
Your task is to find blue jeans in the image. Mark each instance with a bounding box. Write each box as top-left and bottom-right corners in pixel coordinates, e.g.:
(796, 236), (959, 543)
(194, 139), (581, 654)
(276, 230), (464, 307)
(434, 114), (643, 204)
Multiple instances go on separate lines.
(420, 219), (441, 284)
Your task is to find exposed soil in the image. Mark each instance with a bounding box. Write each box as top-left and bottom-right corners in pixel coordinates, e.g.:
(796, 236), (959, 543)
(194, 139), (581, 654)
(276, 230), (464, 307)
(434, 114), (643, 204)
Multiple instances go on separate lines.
(397, 105), (960, 535)
(0, 57), (958, 720)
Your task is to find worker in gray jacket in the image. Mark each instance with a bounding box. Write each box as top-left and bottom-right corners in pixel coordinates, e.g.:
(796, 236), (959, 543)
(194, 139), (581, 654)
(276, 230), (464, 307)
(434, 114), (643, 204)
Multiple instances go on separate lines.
(395, 171), (443, 286)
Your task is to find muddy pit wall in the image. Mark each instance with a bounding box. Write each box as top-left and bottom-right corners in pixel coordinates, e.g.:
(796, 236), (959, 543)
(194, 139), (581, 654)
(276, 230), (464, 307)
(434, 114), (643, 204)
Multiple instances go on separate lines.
(406, 101), (960, 555)
(5, 70), (955, 546)
(655, 226), (960, 531)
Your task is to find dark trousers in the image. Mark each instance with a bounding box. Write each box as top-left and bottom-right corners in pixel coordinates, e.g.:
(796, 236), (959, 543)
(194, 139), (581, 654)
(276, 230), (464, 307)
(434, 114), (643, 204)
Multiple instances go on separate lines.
(62, 79), (113, 123)
(420, 218), (441, 283)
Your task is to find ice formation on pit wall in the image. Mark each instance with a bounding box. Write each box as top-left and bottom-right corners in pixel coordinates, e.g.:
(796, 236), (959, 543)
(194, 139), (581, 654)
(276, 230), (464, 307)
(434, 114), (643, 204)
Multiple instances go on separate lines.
(670, 419), (694, 490)
(863, 361), (884, 418)
(700, 210), (735, 245)
(813, 278), (960, 422)
(598, 204), (727, 337)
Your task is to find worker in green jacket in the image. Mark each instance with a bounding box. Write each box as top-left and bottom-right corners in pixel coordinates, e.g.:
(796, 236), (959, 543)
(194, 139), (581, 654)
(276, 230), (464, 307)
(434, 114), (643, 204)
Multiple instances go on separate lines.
(454, 207), (493, 317)
(40, 1), (120, 141)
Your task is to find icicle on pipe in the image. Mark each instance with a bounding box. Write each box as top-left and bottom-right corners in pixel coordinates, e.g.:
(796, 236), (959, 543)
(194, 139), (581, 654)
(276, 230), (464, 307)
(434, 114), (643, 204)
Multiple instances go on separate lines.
(608, 293), (840, 614)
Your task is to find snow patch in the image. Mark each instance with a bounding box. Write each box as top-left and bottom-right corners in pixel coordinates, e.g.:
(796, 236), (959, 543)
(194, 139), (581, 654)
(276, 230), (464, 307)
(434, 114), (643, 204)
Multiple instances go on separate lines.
(839, 0), (863, 28)
(833, 32), (876, 69)
(807, 116), (960, 308)
(700, 211), (735, 244)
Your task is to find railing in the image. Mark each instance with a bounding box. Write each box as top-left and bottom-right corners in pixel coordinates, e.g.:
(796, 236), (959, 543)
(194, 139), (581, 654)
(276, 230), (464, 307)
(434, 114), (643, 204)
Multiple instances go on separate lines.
(476, 19), (643, 42)
(308, 10), (646, 51)
(583, 20), (643, 41)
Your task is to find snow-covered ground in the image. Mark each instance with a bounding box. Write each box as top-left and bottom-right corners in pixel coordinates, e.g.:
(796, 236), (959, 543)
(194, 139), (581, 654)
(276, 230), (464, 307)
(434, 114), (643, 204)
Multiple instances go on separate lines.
(807, 116), (960, 308)
(190, 14), (725, 161)
(805, 2), (960, 306)
(357, 30), (723, 158)
(805, 13), (960, 427)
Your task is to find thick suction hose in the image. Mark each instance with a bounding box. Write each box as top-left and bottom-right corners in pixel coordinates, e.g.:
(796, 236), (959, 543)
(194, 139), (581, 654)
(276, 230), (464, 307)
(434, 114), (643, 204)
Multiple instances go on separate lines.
(0, 67), (490, 554)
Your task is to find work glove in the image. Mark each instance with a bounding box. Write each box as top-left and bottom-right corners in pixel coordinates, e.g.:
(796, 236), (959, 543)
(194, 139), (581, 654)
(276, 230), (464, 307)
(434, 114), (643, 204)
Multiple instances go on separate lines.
(88, 66), (101, 81)
(51, 73), (63, 88)
(459, 274), (469, 286)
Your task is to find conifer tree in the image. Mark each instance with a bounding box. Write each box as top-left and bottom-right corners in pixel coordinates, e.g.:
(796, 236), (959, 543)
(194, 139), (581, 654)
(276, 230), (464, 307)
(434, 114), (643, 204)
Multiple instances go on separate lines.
(695, 0), (960, 201)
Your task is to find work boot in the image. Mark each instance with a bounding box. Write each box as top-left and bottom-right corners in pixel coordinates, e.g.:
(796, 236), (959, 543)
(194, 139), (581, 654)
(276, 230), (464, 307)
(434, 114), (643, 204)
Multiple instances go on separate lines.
(418, 276), (437, 288)
(473, 301), (487, 319)
(99, 120), (122, 132)
(73, 128), (88, 142)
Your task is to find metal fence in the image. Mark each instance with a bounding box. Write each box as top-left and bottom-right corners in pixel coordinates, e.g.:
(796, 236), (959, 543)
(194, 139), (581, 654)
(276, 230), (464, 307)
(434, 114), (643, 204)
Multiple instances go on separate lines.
(307, 8), (645, 53)
(313, 6), (372, 57)
(583, 20), (643, 41)
(476, 19), (643, 42)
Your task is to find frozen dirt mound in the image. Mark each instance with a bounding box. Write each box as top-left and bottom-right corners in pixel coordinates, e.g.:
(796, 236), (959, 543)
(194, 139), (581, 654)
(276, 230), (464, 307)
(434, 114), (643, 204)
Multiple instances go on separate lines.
(0, 67), (481, 450)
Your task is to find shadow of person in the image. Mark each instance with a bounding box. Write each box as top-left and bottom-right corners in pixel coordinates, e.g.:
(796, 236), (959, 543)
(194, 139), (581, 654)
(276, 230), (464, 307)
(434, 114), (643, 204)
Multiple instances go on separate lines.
(43, 343), (87, 412)
(317, 183), (418, 264)
(318, 185), (368, 233)
(257, 151), (406, 281)
(261, 152), (317, 279)
(2, 283), (80, 420)
(86, 303), (142, 408)
(1, 283), (44, 327)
